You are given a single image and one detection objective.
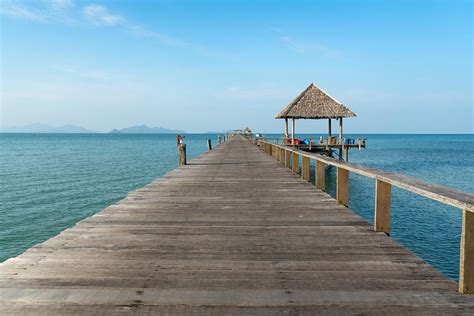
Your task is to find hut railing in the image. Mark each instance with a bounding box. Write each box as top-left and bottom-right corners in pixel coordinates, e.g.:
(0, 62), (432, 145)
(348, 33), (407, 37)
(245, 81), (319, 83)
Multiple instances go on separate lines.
(255, 138), (474, 294)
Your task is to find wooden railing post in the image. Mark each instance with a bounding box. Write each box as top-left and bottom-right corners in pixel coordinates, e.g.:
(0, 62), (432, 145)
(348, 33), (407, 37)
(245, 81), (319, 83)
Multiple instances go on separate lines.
(459, 209), (474, 294)
(285, 150), (291, 168)
(178, 144), (186, 166)
(336, 167), (348, 206)
(316, 160), (325, 191)
(207, 139), (212, 151)
(280, 148), (285, 165)
(374, 179), (391, 234)
(302, 156), (310, 181)
(292, 152), (299, 173)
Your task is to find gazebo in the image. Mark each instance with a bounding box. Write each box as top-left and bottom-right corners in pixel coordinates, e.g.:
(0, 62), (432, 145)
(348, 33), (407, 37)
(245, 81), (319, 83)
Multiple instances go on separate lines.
(276, 83), (356, 145)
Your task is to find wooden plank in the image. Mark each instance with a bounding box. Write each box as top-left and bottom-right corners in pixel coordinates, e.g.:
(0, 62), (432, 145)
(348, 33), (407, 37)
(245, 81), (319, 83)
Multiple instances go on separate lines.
(460, 209), (474, 294)
(375, 180), (391, 235)
(0, 135), (473, 314)
(337, 167), (349, 207)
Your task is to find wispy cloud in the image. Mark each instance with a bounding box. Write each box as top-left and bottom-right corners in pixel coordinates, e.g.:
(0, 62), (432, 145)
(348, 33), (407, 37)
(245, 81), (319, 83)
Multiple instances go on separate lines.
(0, 1), (47, 22)
(0, 1), (190, 48)
(82, 4), (123, 26)
(280, 36), (342, 58)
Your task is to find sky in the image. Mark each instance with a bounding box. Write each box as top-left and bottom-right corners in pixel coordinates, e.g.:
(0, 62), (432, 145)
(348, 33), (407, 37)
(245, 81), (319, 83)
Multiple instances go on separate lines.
(0, 0), (472, 133)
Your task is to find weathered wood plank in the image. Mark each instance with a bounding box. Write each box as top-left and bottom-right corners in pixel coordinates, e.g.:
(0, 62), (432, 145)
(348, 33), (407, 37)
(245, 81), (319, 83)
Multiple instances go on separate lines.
(0, 135), (473, 314)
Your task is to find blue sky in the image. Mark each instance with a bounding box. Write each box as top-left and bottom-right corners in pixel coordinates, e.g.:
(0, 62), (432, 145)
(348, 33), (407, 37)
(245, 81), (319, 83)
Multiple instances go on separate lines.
(0, 0), (472, 133)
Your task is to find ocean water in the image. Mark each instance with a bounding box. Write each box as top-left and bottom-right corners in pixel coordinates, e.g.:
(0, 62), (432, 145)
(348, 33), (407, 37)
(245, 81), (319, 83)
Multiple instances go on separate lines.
(0, 133), (473, 281)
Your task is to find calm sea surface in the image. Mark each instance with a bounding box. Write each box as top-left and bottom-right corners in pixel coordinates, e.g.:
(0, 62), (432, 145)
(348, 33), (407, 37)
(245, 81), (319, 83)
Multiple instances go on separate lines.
(0, 133), (473, 281)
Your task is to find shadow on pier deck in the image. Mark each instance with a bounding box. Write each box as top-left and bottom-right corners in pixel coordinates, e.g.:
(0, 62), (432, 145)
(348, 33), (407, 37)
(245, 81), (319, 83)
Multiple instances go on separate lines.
(0, 135), (473, 314)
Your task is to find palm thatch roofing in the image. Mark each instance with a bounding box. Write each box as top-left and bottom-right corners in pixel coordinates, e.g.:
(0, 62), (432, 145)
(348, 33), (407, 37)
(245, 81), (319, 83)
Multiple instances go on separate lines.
(276, 83), (356, 119)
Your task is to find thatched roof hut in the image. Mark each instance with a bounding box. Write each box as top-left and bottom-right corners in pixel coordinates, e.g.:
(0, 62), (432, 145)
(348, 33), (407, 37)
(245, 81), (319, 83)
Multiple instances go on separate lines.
(276, 83), (356, 144)
(276, 83), (355, 119)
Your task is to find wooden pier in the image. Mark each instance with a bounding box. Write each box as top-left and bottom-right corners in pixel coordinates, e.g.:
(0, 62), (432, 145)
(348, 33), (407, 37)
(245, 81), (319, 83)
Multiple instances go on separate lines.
(0, 135), (473, 314)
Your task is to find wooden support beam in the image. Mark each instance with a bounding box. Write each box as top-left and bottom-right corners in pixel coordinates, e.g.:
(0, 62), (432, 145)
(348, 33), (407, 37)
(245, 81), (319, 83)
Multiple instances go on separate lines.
(460, 209), (474, 294)
(285, 150), (291, 168)
(292, 152), (299, 173)
(207, 139), (212, 151)
(328, 119), (332, 137)
(336, 167), (349, 206)
(285, 118), (289, 138)
(374, 180), (391, 235)
(302, 156), (310, 181)
(316, 160), (326, 191)
(280, 148), (285, 165)
(292, 118), (296, 145)
(178, 144), (187, 166)
(339, 117), (343, 140)
(344, 147), (349, 161)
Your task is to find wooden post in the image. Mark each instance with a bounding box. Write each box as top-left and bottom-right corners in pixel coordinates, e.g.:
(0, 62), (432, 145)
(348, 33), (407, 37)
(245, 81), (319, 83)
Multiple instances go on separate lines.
(336, 167), (348, 206)
(292, 152), (299, 173)
(280, 148), (285, 165)
(218, 135), (221, 145)
(328, 119), (332, 136)
(285, 118), (289, 137)
(178, 144), (186, 166)
(302, 156), (310, 181)
(344, 147), (349, 161)
(338, 117), (343, 159)
(316, 160), (326, 191)
(459, 209), (474, 294)
(291, 118), (295, 145)
(339, 117), (343, 140)
(374, 180), (391, 235)
(207, 139), (212, 151)
(285, 150), (291, 168)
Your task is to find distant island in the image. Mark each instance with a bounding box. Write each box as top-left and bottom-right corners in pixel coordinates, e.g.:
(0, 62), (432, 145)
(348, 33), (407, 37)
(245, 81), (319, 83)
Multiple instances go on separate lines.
(1, 123), (98, 133)
(108, 125), (186, 134)
(0, 123), (187, 134)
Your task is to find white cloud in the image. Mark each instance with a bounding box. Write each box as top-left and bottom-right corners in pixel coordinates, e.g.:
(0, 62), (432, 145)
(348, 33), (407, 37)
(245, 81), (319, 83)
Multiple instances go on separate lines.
(83, 4), (123, 26)
(0, 1), (47, 22)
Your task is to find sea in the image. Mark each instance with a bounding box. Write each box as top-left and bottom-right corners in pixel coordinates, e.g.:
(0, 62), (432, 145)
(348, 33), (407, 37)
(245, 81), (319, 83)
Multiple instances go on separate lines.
(0, 133), (472, 281)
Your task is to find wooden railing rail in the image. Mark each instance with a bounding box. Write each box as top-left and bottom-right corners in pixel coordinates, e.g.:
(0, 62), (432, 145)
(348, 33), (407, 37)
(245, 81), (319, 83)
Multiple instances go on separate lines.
(255, 138), (474, 294)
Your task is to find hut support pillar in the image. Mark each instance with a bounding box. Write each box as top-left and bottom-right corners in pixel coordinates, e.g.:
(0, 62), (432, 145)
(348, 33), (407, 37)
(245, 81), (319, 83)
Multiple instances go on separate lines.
(328, 119), (332, 136)
(285, 118), (289, 138)
(291, 118), (295, 146)
(338, 117), (343, 159)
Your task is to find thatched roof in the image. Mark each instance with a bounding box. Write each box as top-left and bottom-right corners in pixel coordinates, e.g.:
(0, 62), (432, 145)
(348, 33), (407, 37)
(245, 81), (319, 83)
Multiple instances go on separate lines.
(276, 83), (356, 119)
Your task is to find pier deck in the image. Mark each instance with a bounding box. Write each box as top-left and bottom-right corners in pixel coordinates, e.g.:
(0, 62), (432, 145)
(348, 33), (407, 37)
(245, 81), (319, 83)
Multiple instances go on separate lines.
(1, 135), (473, 314)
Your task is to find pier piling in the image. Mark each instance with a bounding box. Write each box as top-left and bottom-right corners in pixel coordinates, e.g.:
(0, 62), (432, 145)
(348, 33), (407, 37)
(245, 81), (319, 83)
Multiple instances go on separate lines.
(178, 143), (186, 166)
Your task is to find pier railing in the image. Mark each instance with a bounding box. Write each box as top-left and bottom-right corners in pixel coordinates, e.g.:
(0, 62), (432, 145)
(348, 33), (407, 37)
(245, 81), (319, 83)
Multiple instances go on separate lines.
(254, 138), (474, 294)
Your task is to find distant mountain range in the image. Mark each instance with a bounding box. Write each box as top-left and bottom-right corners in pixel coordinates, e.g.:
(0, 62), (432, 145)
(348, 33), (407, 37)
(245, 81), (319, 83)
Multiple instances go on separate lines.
(1, 124), (187, 134)
(1, 123), (98, 133)
(109, 125), (186, 134)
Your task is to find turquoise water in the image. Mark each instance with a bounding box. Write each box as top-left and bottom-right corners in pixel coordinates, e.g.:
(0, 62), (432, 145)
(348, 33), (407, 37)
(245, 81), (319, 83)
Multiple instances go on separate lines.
(0, 133), (473, 281)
